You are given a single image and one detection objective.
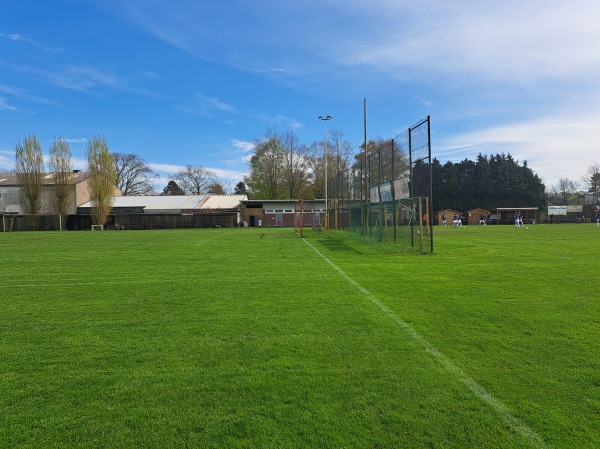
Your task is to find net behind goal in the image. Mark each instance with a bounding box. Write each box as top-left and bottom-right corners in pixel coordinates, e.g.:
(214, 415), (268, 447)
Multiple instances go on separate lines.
(348, 196), (432, 253)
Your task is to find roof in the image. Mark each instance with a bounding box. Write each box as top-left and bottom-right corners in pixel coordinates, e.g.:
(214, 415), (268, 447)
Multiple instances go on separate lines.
(242, 199), (325, 206)
(435, 209), (459, 213)
(199, 195), (247, 210)
(79, 194), (247, 211)
(0, 171), (89, 186)
(467, 208), (491, 213)
(496, 207), (539, 211)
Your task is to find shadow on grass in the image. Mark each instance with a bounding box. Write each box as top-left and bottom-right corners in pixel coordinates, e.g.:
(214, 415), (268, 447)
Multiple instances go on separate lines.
(313, 233), (366, 255)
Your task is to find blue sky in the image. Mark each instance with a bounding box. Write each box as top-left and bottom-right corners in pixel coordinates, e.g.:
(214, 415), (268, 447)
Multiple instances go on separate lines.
(2, 0), (599, 192)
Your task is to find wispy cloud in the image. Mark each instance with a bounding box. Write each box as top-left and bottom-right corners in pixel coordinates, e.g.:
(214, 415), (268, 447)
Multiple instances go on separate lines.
(210, 167), (247, 182)
(231, 139), (255, 153)
(64, 138), (88, 143)
(181, 93), (238, 117)
(0, 97), (18, 111)
(0, 82), (72, 109)
(148, 162), (185, 173)
(148, 162), (246, 191)
(250, 113), (304, 131)
(332, 1), (600, 85)
(1, 61), (164, 98)
(0, 61), (122, 92)
(107, 0), (600, 88)
(48, 65), (122, 92)
(0, 150), (15, 169)
(0, 32), (63, 53)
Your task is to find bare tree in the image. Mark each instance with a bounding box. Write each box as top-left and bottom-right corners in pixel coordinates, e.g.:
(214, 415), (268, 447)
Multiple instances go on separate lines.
(305, 140), (324, 199)
(244, 130), (285, 199)
(207, 182), (226, 195)
(113, 152), (158, 195)
(554, 177), (579, 202)
(48, 137), (74, 227)
(87, 135), (117, 226)
(15, 133), (44, 218)
(280, 129), (311, 199)
(327, 129), (355, 201)
(173, 164), (217, 195)
(583, 162), (600, 205)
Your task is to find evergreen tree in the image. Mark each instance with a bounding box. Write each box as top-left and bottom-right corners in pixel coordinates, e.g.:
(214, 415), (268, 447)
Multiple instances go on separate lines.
(162, 180), (185, 195)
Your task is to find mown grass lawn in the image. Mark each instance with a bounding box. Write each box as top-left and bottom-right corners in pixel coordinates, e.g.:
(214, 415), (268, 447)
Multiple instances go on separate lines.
(1, 224), (598, 448)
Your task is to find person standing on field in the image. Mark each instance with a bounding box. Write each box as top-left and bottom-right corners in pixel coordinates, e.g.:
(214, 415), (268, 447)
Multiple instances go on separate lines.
(515, 211), (522, 228)
(595, 207), (600, 227)
(441, 212), (447, 227)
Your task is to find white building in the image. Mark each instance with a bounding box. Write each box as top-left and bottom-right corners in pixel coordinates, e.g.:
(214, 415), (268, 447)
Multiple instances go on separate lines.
(0, 171), (102, 214)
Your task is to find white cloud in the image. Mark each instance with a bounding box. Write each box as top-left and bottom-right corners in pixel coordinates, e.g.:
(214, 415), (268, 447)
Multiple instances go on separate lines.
(231, 139), (255, 153)
(437, 112), (600, 187)
(104, 0), (600, 86)
(64, 138), (88, 143)
(148, 162), (185, 173)
(210, 167), (247, 182)
(322, 1), (600, 84)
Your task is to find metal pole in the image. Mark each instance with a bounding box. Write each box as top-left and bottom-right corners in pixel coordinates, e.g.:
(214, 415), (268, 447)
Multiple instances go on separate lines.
(363, 98), (368, 238)
(318, 115), (333, 228)
(427, 116), (434, 253)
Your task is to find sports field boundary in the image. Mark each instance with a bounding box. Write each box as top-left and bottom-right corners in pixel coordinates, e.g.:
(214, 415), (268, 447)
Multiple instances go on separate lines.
(302, 237), (551, 449)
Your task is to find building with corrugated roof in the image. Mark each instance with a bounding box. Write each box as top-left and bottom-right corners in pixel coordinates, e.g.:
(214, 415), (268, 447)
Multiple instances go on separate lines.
(77, 194), (247, 215)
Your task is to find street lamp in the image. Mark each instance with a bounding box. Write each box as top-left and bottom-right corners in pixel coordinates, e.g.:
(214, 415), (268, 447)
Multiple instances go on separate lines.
(318, 115), (333, 228)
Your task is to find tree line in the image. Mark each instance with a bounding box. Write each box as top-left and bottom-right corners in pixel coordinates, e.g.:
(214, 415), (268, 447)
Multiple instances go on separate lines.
(430, 153), (547, 212)
(11, 130), (599, 222)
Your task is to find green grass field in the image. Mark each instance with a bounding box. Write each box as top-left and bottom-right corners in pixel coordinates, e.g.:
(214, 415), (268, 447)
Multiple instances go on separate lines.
(1, 224), (598, 448)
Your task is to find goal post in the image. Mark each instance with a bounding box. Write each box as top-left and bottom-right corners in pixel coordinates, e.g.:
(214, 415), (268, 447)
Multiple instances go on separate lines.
(91, 225), (104, 231)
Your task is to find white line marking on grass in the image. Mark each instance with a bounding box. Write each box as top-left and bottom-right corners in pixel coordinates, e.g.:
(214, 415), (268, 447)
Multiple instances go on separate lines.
(195, 231), (236, 246)
(0, 274), (338, 289)
(302, 238), (551, 449)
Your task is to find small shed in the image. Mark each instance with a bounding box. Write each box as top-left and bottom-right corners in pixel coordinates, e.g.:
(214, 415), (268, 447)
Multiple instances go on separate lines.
(466, 208), (491, 226)
(435, 209), (459, 226)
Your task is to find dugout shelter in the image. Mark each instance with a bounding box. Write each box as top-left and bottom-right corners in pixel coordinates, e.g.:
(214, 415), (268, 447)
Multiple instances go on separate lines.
(495, 207), (539, 224)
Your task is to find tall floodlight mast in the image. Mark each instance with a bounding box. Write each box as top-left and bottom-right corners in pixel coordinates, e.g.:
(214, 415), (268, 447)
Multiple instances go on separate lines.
(318, 115), (333, 228)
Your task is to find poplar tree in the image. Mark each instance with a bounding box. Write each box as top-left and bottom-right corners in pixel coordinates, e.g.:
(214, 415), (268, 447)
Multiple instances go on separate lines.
(86, 135), (116, 227)
(48, 136), (74, 225)
(15, 133), (44, 216)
